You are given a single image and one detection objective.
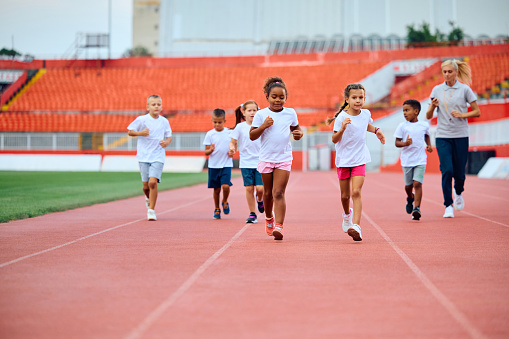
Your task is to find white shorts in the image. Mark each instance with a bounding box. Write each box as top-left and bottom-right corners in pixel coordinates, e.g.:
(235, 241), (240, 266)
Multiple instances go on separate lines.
(403, 165), (425, 186)
(139, 162), (164, 183)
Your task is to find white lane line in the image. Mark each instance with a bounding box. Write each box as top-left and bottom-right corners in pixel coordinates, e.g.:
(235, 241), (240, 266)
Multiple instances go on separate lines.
(124, 222), (251, 339)
(328, 176), (485, 338)
(372, 180), (509, 228)
(0, 197), (209, 268)
(363, 212), (486, 339)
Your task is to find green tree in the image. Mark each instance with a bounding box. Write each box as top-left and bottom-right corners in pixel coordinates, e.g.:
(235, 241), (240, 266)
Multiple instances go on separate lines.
(406, 22), (444, 45)
(122, 46), (152, 57)
(447, 21), (464, 42)
(0, 47), (22, 59)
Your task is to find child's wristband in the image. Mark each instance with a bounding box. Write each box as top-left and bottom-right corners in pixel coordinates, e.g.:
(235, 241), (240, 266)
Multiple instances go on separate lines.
(374, 127), (380, 134)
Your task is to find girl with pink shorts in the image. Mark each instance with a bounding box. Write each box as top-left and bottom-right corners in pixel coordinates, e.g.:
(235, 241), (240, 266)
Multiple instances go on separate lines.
(250, 77), (303, 241)
(326, 83), (385, 242)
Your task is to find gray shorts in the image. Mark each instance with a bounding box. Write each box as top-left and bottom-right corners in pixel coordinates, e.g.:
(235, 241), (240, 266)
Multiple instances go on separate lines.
(139, 162), (164, 183)
(403, 165), (426, 186)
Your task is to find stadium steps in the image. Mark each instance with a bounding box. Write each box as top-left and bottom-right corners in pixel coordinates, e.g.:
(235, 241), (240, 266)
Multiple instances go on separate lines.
(2, 69), (46, 111)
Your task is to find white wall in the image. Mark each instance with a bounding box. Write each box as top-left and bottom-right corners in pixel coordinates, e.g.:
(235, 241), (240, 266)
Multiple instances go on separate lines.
(156, 0), (509, 57)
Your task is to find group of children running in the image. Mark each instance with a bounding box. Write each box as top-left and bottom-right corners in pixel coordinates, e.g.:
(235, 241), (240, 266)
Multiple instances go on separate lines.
(128, 77), (434, 242)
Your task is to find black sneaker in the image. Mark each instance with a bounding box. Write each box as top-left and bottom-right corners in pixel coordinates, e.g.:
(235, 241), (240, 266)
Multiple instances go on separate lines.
(246, 213), (257, 224)
(406, 194), (414, 214)
(412, 206), (421, 220)
(257, 199), (264, 213)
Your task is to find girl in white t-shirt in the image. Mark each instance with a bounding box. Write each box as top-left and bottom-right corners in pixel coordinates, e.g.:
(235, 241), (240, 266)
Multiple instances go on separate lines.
(326, 84), (385, 241)
(250, 77), (303, 241)
(229, 100), (265, 224)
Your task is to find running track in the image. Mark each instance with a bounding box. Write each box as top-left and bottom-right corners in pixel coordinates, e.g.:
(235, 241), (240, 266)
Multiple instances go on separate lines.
(1, 171), (508, 338)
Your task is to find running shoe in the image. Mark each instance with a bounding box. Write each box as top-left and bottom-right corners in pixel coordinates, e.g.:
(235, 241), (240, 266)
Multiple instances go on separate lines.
(214, 208), (221, 219)
(342, 208), (353, 233)
(443, 205), (454, 218)
(265, 217), (274, 236)
(406, 194), (414, 214)
(257, 199), (264, 213)
(246, 213), (257, 224)
(147, 209), (157, 221)
(273, 224), (283, 240)
(454, 190), (465, 211)
(412, 206), (421, 220)
(347, 224), (362, 241)
(222, 202), (230, 215)
(145, 196), (150, 209)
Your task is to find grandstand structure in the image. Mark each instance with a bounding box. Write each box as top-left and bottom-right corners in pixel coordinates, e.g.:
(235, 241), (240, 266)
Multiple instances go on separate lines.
(0, 42), (508, 171)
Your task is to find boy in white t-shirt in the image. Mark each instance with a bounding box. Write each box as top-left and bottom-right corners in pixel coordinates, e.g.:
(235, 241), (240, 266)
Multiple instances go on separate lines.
(204, 108), (233, 219)
(394, 99), (433, 220)
(127, 95), (173, 221)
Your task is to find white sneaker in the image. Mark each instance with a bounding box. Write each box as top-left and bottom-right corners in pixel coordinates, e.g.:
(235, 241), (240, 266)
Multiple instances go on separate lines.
(454, 191), (464, 211)
(147, 209), (157, 221)
(443, 205), (454, 218)
(342, 208), (353, 233)
(145, 196), (150, 209)
(347, 224), (362, 241)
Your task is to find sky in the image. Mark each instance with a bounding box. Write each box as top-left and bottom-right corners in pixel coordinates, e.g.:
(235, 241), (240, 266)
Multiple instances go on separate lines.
(0, 0), (133, 59)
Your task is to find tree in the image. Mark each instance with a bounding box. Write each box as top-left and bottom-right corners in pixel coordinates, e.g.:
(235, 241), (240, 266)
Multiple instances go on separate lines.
(0, 47), (22, 59)
(406, 22), (444, 45)
(122, 46), (152, 57)
(447, 21), (464, 42)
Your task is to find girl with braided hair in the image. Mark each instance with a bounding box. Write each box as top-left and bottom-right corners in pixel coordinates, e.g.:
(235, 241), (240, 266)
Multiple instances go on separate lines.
(327, 83), (385, 241)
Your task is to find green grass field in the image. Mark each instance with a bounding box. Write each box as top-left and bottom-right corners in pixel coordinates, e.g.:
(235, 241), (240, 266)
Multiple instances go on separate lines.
(0, 171), (210, 223)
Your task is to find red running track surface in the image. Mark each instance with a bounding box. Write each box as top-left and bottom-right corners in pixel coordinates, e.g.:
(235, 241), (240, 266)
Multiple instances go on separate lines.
(0, 171), (508, 338)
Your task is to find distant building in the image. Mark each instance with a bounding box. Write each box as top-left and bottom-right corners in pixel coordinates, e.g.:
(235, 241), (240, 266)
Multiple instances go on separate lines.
(132, 0), (509, 57)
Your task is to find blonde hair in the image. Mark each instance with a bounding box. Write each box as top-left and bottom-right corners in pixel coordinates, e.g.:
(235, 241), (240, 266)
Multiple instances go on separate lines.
(325, 83), (366, 126)
(441, 59), (472, 85)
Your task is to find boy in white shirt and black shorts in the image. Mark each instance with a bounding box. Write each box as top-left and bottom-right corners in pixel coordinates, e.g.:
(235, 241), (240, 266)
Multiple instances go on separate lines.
(394, 99), (433, 220)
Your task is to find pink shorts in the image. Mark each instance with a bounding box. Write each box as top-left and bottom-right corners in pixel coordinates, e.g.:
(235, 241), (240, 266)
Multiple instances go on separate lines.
(337, 164), (366, 180)
(257, 160), (292, 173)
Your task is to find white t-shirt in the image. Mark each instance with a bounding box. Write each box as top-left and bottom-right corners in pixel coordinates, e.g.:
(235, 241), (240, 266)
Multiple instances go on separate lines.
(230, 121), (260, 168)
(127, 114), (172, 163)
(333, 109), (373, 167)
(429, 81), (477, 138)
(394, 120), (430, 167)
(252, 107), (299, 163)
(203, 128), (233, 168)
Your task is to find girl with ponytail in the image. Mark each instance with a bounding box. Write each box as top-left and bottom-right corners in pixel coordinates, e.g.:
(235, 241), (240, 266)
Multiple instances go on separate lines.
(330, 83), (385, 242)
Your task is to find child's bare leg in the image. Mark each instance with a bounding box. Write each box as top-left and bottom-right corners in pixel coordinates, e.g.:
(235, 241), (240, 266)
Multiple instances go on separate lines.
(405, 184), (413, 199)
(413, 181), (423, 207)
(255, 185), (264, 202)
(272, 169), (290, 225)
(261, 173), (274, 219)
(148, 177), (158, 210)
(245, 185), (256, 213)
(213, 187), (221, 209)
(221, 184), (230, 204)
(351, 176), (365, 225)
(142, 182), (150, 199)
(339, 178), (351, 215)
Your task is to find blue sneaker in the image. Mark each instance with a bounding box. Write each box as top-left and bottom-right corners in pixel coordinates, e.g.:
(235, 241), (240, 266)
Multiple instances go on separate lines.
(222, 202), (230, 215)
(257, 199), (264, 213)
(214, 208), (221, 219)
(406, 194), (414, 214)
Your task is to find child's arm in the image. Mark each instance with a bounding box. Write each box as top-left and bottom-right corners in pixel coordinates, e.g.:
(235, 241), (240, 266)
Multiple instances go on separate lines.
(331, 118), (350, 144)
(204, 144), (215, 156)
(128, 128), (149, 137)
(159, 136), (172, 148)
(425, 134), (433, 152)
(250, 116), (273, 140)
(228, 138), (237, 157)
(290, 125), (303, 140)
(395, 135), (412, 148)
(367, 124), (385, 144)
